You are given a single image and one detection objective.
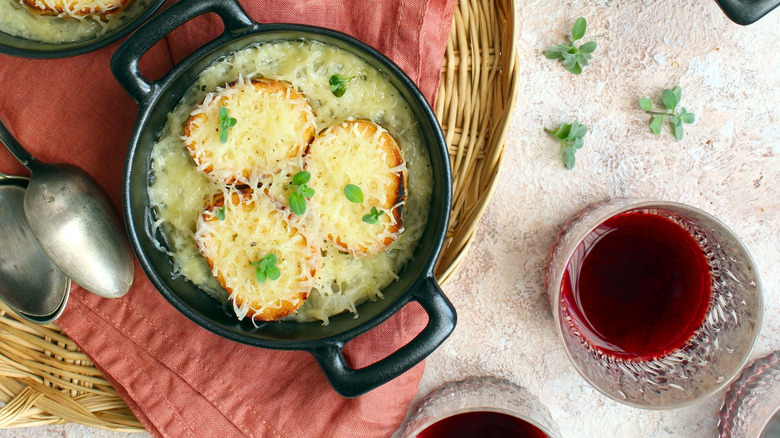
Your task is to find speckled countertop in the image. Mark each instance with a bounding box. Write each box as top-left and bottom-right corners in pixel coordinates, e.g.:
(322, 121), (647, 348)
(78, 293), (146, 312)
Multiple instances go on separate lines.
(3, 0), (779, 437)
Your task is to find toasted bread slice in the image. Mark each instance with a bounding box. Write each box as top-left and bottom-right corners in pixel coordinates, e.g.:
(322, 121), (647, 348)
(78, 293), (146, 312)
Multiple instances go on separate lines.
(307, 120), (407, 256)
(184, 78), (316, 185)
(21, 0), (130, 17)
(194, 188), (320, 321)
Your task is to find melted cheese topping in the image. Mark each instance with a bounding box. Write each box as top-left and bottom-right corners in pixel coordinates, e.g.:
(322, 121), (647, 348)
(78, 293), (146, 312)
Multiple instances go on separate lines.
(184, 77), (316, 185)
(149, 39), (433, 324)
(0, 0), (148, 43)
(23, 0), (128, 17)
(308, 120), (407, 256)
(195, 189), (319, 321)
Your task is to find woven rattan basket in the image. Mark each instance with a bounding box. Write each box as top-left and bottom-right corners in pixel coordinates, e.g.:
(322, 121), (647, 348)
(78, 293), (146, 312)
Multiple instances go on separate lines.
(0, 0), (518, 431)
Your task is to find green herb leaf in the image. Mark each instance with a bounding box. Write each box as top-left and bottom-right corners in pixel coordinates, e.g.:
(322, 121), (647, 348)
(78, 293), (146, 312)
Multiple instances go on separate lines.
(216, 206), (226, 221)
(289, 192), (306, 215)
(329, 74), (354, 97)
(544, 17), (595, 74)
(545, 120), (588, 169)
(679, 108), (695, 124)
(250, 253), (282, 283)
(292, 171), (311, 186)
(362, 206), (384, 224)
(299, 186), (315, 198)
(288, 171), (314, 215)
(563, 147), (576, 169)
(579, 40), (597, 53)
(218, 106), (237, 144)
(673, 119), (684, 141)
(662, 89), (679, 111)
(344, 184), (364, 203)
(551, 123), (571, 139)
(544, 44), (571, 59)
(251, 253), (279, 283)
(640, 86), (695, 140)
(267, 266), (281, 281)
(649, 115), (664, 135)
(572, 17), (587, 40)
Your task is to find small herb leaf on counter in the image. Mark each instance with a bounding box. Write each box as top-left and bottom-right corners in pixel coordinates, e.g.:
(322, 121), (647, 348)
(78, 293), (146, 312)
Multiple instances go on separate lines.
(329, 74), (354, 97)
(251, 254), (280, 283)
(344, 184), (364, 203)
(545, 120), (588, 170)
(572, 17), (587, 40)
(218, 106), (237, 144)
(639, 86), (695, 141)
(544, 17), (596, 75)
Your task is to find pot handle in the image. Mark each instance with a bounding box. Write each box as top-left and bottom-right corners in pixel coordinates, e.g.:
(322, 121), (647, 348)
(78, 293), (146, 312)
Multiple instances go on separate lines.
(111, 0), (254, 103)
(311, 276), (456, 398)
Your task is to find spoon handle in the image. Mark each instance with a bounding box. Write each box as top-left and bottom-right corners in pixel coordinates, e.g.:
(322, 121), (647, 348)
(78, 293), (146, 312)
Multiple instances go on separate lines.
(0, 119), (35, 168)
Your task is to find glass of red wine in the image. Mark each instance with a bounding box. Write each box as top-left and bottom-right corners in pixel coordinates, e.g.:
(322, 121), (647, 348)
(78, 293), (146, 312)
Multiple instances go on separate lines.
(547, 199), (763, 409)
(396, 376), (559, 438)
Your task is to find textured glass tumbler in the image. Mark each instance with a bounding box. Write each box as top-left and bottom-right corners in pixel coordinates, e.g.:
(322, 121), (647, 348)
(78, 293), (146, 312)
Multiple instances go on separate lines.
(546, 199), (763, 409)
(397, 376), (560, 437)
(719, 351), (780, 438)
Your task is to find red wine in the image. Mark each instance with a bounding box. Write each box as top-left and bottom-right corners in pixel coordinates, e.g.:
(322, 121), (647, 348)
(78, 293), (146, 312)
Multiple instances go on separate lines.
(561, 211), (712, 360)
(417, 411), (548, 438)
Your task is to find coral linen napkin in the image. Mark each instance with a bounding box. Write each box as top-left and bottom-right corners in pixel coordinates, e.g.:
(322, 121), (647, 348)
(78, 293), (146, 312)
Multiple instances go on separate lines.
(0, 0), (457, 436)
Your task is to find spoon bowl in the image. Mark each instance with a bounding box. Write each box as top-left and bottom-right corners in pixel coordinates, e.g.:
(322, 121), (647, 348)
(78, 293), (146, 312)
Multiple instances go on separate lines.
(0, 173), (70, 323)
(0, 119), (134, 298)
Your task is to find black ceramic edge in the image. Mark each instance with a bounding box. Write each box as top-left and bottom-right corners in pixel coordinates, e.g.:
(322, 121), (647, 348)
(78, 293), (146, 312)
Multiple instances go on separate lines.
(0, 0), (165, 59)
(119, 22), (453, 351)
(714, 0), (780, 24)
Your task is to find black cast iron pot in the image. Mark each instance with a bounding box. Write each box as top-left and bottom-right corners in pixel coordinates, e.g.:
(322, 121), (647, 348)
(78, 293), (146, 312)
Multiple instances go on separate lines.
(715, 0), (779, 24)
(111, 0), (456, 398)
(0, 0), (164, 58)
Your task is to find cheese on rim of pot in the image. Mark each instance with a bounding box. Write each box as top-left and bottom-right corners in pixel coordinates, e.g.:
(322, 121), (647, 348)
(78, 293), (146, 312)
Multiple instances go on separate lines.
(307, 119), (407, 257)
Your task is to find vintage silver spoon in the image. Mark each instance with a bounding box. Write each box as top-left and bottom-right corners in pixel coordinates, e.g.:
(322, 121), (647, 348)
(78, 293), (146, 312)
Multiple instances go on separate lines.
(0, 173), (70, 323)
(0, 119), (134, 298)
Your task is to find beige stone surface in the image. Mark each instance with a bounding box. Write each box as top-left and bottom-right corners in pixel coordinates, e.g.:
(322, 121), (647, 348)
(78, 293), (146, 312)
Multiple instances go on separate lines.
(3, 0), (779, 437)
(414, 0), (780, 437)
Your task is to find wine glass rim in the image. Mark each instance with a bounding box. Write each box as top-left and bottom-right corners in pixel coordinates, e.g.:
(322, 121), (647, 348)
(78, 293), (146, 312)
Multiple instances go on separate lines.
(549, 198), (764, 409)
(404, 407), (561, 438)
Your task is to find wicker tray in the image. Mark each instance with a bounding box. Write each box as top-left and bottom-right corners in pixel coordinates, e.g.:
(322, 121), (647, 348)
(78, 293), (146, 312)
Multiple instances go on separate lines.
(0, 0), (518, 430)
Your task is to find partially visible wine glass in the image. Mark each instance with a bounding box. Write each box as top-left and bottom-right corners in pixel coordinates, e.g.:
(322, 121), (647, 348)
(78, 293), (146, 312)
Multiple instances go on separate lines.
(719, 351), (780, 438)
(396, 376), (560, 438)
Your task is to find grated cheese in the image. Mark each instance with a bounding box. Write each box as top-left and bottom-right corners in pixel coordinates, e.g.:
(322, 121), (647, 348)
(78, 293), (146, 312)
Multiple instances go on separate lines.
(307, 119), (407, 257)
(194, 189), (320, 321)
(148, 39), (433, 324)
(183, 77), (316, 185)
